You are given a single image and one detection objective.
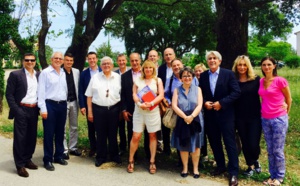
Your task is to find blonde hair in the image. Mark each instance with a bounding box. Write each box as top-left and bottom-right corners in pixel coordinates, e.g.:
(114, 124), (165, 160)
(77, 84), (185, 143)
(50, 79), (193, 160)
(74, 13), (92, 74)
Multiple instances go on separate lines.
(194, 63), (207, 71)
(141, 60), (157, 80)
(232, 55), (256, 80)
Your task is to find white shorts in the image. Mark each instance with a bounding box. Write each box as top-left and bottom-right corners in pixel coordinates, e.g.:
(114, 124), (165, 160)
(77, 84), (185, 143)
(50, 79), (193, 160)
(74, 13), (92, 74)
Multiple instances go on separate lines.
(132, 106), (161, 133)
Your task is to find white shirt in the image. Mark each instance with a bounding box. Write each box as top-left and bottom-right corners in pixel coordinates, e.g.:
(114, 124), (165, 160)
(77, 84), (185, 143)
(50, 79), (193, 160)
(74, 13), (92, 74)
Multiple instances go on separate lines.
(38, 65), (68, 113)
(21, 69), (38, 104)
(85, 71), (121, 106)
(166, 66), (173, 79)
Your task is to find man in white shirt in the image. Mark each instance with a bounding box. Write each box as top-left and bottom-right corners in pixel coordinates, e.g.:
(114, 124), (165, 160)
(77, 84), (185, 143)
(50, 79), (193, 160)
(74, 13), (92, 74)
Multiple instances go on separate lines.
(38, 52), (68, 171)
(6, 53), (40, 177)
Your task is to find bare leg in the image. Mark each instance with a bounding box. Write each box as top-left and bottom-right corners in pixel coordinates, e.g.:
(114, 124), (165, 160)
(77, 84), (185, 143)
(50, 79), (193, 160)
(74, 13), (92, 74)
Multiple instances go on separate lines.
(149, 132), (157, 163)
(191, 148), (201, 174)
(129, 132), (142, 162)
(180, 151), (189, 173)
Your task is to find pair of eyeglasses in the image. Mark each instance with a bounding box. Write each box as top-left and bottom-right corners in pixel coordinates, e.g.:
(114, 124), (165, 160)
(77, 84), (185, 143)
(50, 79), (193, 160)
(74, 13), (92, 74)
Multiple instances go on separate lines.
(53, 57), (63, 60)
(182, 75), (192, 79)
(24, 59), (36, 62)
(106, 89), (109, 97)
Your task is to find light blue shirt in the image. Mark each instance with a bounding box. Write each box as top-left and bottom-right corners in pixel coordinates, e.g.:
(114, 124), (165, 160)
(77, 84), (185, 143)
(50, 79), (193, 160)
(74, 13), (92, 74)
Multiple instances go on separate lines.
(89, 67), (99, 77)
(38, 65), (68, 113)
(164, 74), (198, 104)
(208, 67), (220, 96)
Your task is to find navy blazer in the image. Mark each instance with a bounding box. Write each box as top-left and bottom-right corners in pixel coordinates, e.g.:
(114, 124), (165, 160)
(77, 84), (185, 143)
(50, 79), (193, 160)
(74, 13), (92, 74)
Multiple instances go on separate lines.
(121, 69), (134, 114)
(6, 68), (40, 119)
(158, 63), (167, 87)
(78, 67), (102, 109)
(199, 68), (240, 122)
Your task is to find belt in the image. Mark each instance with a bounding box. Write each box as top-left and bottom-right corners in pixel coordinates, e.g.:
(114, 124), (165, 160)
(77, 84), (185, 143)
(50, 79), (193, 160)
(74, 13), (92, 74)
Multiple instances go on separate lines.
(46, 99), (67, 104)
(67, 98), (76, 102)
(20, 103), (37, 108)
(94, 103), (119, 110)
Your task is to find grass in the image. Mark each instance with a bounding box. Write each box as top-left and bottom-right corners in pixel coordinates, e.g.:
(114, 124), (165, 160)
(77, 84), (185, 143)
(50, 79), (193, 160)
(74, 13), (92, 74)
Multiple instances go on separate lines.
(0, 67), (299, 185)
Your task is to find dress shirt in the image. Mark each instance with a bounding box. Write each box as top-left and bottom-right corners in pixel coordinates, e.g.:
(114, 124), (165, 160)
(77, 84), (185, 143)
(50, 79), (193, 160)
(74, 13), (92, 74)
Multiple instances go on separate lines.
(21, 69), (38, 104)
(38, 65), (68, 113)
(89, 67), (99, 78)
(166, 66), (173, 79)
(208, 67), (220, 96)
(117, 67), (128, 75)
(132, 70), (141, 82)
(85, 71), (121, 106)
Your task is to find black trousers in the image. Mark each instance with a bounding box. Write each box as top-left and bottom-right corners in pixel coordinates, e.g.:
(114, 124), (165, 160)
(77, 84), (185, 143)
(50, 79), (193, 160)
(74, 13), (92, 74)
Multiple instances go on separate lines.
(118, 118), (126, 151)
(206, 117), (239, 176)
(86, 107), (97, 152)
(13, 106), (39, 169)
(236, 118), (262, 166)
(93, 103), (119, 161)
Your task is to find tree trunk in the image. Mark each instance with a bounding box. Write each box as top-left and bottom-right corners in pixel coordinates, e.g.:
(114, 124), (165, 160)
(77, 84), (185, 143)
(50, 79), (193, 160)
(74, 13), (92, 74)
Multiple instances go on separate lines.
(215, 0), (247, 69)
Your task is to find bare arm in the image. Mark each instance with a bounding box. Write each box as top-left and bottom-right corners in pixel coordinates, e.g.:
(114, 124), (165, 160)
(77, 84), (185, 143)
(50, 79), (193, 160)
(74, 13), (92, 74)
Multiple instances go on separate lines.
(282, 86), (292, 114)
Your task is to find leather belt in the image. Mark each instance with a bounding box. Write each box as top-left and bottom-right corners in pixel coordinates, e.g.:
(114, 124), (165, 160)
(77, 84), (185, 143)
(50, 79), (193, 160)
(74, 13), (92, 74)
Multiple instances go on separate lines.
(94, 103), (119, 110)
(20, 103), (37, 108)
(46, 99), (67, 104)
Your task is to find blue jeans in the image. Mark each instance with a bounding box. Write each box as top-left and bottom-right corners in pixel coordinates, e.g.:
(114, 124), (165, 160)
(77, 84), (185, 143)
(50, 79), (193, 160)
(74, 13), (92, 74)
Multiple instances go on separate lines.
(262, 114), (288, 180)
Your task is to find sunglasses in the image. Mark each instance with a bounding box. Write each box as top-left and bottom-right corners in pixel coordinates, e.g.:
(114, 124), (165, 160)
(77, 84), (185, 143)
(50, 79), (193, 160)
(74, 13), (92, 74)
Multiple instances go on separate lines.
(106, 89), (109, 97)
(24, 59), (36, 62)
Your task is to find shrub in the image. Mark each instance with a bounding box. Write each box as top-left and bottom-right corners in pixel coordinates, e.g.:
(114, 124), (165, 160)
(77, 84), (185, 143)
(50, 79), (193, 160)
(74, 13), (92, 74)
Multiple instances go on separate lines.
(284, 55), (300, 68)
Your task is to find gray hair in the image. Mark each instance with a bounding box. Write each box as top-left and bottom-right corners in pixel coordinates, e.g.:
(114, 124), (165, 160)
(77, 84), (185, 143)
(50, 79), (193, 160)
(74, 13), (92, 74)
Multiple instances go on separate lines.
(205, 51), (222, 61)
(100, 56), (114, 65)
(51, 51), (64, 59)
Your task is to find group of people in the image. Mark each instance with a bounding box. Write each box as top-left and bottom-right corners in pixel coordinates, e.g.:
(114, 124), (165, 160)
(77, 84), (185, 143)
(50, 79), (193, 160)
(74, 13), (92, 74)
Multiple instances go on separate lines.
(6, 48), (292, 186)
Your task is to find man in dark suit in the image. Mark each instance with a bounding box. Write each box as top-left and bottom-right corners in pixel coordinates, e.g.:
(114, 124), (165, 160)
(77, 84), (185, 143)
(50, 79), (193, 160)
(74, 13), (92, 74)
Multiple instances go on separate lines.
(78, 51), (102, 157)
(157, 47), (176, 155)
(121, 53), (141, 155)
(6, 53), (40, 177)
(199, 51), (240, 186)
(115, 54), (128, 155)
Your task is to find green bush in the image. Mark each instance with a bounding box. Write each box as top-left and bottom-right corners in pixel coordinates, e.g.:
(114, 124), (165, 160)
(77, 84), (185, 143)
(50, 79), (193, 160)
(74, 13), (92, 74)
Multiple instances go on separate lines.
(284, 55), (300, 68)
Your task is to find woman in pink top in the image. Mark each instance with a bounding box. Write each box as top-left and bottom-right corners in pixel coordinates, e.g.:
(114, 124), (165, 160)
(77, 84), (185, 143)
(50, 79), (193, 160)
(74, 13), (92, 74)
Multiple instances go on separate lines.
(258, 57), (292, 186)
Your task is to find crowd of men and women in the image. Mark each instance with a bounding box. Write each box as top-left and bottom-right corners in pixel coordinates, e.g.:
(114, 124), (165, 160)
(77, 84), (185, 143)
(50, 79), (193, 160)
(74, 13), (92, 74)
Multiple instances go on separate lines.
(6, 48), (292, 186)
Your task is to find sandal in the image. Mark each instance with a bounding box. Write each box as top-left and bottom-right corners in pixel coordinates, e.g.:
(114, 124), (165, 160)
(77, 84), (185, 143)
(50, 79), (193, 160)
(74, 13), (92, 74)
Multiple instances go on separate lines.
(149, 162), (156, 174)
(263, 177), (273, 185)
(270, 179), (283, 186)
(127, 161), (134, 173)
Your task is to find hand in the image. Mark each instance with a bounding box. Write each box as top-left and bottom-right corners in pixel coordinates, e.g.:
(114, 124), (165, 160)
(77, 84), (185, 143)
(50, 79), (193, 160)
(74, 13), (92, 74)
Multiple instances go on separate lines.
(41, 112), (48, 119)
(80, 108), (86, 116)
(184, 115), (194, 124)
(139, 103), (148, 110)
(205, 101), (213, 110)
(212, 101), (221, 111)
(88, 113), (93, 122)
(122, 111), (132, 121)
(281, 102), (288, 111)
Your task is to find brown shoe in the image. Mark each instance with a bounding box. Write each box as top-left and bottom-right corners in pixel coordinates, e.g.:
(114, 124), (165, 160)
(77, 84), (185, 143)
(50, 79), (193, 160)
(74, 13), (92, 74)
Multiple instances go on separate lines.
(17, 167), (29, 178)
(25, 161), (38, 170)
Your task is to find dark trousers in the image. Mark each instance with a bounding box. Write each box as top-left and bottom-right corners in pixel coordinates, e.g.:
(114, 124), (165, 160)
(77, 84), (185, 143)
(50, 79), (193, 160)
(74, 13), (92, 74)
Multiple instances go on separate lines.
(93, 103), (119, 161)
(43, 100), (67, 163)
(13, 106), (39, 169)
(206, 117), (239, 176)
(201, 123), (208, 156)
(236, 118), (262, 166)
(162, 123), (171, 154)
(86, 107), (97, 151)
(144, 129), (150, 159)
(118, 118), (126, 151)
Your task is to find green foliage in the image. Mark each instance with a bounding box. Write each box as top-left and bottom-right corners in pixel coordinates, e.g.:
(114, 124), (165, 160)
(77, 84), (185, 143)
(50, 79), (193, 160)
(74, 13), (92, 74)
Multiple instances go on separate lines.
(266, 41), (292, 60)
(182, 53), (207, 68)
(96, 42), (120, 62)
(284, 55), (300, 68)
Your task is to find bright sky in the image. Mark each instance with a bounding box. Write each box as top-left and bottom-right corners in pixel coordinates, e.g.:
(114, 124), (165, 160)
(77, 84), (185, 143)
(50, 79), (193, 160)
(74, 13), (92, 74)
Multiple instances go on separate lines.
(15, 0), (299, 54)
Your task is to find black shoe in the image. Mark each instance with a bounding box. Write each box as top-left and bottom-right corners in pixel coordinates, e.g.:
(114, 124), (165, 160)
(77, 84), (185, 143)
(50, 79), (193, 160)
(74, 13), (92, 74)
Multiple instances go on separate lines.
(112, 156), (122, 164)
(193, 173), (200, 179)
(254, 161), (261, 173)
(243, 167), (255, 177)
(180, 172), (188, 178)
(95, 159), (105, 167)
(44, 162), (55, 171)
(54, 159), (68, 165)
(70, 149), (82, 156)
(62, 152), (69, 160)
(210, 167), (226, 176)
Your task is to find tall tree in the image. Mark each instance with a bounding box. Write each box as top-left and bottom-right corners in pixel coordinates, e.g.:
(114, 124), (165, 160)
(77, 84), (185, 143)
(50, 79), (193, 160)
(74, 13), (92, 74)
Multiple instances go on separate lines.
(107, 0), (216, 58)
(0, 0), (15, 113)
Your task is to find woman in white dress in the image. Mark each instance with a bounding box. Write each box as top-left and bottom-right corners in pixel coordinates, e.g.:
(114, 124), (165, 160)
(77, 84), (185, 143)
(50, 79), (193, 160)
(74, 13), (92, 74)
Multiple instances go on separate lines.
(127, 60), (164, 174)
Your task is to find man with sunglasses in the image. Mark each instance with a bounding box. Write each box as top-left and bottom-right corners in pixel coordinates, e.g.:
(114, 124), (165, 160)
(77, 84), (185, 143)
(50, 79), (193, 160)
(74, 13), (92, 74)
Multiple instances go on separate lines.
(6, 53), (40, 177)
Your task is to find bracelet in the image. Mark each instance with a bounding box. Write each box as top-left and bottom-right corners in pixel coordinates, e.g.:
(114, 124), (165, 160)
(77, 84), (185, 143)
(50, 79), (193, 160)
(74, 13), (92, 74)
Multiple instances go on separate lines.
(151, 101), (154, 107)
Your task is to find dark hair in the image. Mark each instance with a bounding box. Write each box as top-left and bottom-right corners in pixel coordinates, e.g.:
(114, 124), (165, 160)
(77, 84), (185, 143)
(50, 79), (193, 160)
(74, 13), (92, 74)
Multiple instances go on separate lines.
(171, 58), (182, 66)
(87, 51), (97, 57)
(64, 53), (74, 58)
(23, 53), (36, 60)
(179, 67), (195, 79)
(260, 57), (277, 77)
(117, 53), (126, 59)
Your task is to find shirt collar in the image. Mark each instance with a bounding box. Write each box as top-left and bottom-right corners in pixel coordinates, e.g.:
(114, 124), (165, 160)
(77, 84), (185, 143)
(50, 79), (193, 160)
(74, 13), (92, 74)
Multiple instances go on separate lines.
(24, 68), (36, 75)
(208, 67), (220, 75)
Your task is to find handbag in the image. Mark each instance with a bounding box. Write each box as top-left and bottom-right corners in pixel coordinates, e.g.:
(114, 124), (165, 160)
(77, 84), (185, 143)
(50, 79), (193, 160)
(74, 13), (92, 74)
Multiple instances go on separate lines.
(162, 107), (177, 129)
(159, 98), (169, 116)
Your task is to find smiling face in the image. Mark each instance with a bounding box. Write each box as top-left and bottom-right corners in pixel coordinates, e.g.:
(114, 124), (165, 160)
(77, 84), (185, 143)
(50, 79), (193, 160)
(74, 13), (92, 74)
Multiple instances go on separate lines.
(51, 52), (64, 70)
(23, 55), (36, 72)
(236, 60), (248, 76)
(117, 55), (127, 70)
(171, 59), (183, 76)
(261, 59), (276, 76)
(101, 59), (113, 74)
(194, 67), (204, 79)
(181, 71), (193, 86)
(207, 53), (221, 73)
(87, 53), (98, 70)
(130, 53), (141, 72)
(164, 48), (176, 66)
(148, 50), (159, 63)
(64, 56), (74, 70)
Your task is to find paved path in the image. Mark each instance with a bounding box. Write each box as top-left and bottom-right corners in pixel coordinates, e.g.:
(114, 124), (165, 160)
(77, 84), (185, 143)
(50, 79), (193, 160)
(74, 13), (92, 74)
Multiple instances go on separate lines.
(0, 135), (226, 186)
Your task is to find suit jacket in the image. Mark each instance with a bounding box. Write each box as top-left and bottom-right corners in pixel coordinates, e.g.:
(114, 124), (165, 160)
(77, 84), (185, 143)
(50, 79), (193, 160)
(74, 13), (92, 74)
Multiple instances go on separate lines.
(158, 63), (167, 87)
(199, 68), (240, 122)
(71, 67), (80, 101)
(121, 69), (134, 114)
(6, 68), (40, 119)
(78, 67), (102, 109)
